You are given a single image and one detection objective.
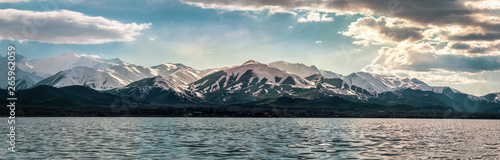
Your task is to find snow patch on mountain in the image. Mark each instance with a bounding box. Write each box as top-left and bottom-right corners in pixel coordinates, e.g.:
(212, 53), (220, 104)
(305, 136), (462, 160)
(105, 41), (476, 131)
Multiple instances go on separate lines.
(150, 76), (185, 93)
(17, 52), (125, 78)
(35, 67), (125, 90)
(104, 64), (157, 84)
(151, 63), (199, 76)
(481, 92), (500, 103)
(268, 61), (341, 78)
(18, 52), (206, 90)
(0, 54), (43, 89)
(343, 72), (446, 94)
(36, 62), (202, 91)
(318, 83), (357, 96)
(166, 68), (201, 88)
(220, 60), (314, 88)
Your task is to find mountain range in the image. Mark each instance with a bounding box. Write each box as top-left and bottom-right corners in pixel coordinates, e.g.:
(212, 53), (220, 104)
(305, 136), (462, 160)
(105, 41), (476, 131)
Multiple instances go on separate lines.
(1, 53), (499, 114)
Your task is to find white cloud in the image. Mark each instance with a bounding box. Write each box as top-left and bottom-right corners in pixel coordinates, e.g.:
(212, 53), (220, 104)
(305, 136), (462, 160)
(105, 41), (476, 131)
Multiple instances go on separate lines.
(465, 0), (500, 9)
(364, 43), (500, 74)
(340, 16), (424, 46)
(0, 0), (29, 3)
(180, 0), (500, 41)
(181, 0), (297, 15)
(288, 26), (293, 29)
(298, 12), (333, 23)
(408, 73), (486, 84)
(315, 40), (322, 44)
(177, 0), (500, 89)
(149, 36), (158, 41)
(79, 54), (101, 59)
(0, 9), (151, 44)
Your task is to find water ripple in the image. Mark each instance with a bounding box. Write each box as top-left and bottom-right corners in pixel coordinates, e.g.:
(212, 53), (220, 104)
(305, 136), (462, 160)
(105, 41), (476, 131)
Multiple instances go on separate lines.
(0, 118), (499, 159)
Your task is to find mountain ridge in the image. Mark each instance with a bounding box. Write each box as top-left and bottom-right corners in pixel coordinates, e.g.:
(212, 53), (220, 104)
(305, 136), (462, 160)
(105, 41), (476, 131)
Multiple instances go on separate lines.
(3, 53), (499, 113)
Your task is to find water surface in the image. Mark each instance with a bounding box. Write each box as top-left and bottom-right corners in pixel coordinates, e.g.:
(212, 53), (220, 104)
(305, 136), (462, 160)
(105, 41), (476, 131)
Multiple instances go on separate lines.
(1, 118), (499, 159)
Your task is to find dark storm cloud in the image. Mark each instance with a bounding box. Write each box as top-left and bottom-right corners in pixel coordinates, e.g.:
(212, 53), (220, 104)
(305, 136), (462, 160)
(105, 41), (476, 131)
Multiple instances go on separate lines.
(451, 43), (470, 50)
(449, 33), (500, 41)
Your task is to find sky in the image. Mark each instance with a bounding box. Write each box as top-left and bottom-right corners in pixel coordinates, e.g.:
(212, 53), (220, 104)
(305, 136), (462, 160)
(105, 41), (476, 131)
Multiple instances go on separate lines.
(0, 0), (499, 96)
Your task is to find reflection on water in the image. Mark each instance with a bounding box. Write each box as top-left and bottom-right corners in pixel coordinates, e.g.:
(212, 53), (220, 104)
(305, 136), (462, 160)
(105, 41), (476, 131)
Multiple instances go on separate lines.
(0, 118), (499, 159)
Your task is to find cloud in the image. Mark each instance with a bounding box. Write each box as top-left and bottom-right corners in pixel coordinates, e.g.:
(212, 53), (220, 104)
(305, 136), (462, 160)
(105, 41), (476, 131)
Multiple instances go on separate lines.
(451, 43), (470, 50)
(180, 0), (500, 42)
(168, 0), (500, 78)
(180, 0), (298, 15)
(0, 9), (151, 44)
(182, 1), (498, 26)
(340, 16), (424, 46)
(79, 54), (101, 59)
(407, 73), (486, 84)
(443, 41), (500, 55)
(464, 0), (500, 10)
(365, 43), (500, 73)
(297, 12), (333, 23)
(315, 40), (322, 44)
(468, 47), (489, 54)
(0, 0), (29, 3)
(448, 33), (500, 41)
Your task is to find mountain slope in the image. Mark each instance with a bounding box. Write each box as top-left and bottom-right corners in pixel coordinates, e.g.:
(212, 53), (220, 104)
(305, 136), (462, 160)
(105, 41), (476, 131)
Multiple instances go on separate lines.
(103, 64), (158, 84)
(268, 61), (341, 78)
(342, 72), (444, 94)
(16, 52), (125, 78)
(109, 76), (199, 105)
(6, 52), (500, 114)
(306, 74), (370, 100)
(34, 63), (203, 91)
(151, 63), (199, 76)
(193, 60), (315, 92)
(35, 67), (125, 90)
(482, 93), (500, 103)
(11, 85), (140, 107)
(23, 52), (204, 90)
(369, 88), (500, 113)
(165, 68), (201, 87)
(0, 54), (44, 90)
(190, 60), (317, 104)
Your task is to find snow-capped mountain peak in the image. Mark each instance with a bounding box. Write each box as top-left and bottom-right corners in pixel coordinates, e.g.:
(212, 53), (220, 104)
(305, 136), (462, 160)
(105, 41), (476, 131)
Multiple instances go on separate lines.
(17, 52), (118, 78)
(60, 52), (78, 57)
(268, 61), (341, 78)
(9, 53), (500, 112)
(20, 53), (206, 91)
(342, 72), (449, 94)
(243, 59), (261, 65)
(150, 62), (199, 77)
(225, 61), (313, 87)
(151, 63), (197, 71)
(483, 92), (500, 103)
(0, 54), (43, 89)
(191, 60), (316, 95)
(151, 63), (180, 70)
(34, 66), (125, 90)
(126, 76), (184, 93)
(165, 67), (201, 88)
(105, 58), (127, 65)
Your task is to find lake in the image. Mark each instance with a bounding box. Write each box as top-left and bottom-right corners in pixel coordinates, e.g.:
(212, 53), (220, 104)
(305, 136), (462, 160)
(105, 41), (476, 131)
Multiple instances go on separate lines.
(1, 118), (499, 159)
